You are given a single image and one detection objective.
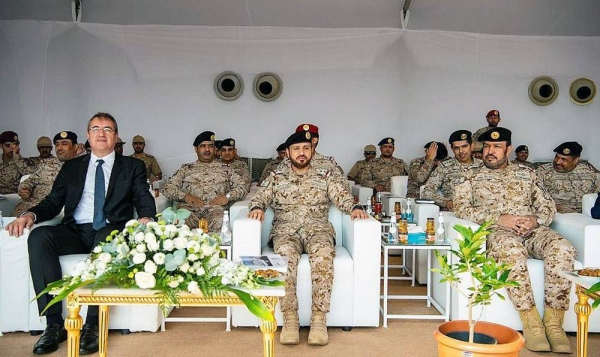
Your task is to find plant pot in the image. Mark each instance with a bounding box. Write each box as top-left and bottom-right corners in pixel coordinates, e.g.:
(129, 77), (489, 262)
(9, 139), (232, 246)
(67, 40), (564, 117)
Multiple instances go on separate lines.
(434, 320), (524, 357)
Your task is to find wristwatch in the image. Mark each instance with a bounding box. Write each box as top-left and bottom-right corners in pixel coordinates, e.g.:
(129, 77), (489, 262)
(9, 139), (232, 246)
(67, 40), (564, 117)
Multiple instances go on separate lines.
(225, 193), (232, 200)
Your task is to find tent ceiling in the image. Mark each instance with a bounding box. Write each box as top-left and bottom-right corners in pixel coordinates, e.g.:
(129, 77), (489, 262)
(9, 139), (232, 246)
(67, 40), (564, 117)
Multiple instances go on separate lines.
(2, 0), (600, 36)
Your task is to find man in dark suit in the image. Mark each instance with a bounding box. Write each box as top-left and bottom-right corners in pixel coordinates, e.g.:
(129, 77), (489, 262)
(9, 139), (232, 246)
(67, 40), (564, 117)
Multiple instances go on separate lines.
(6, 113), (156, 355)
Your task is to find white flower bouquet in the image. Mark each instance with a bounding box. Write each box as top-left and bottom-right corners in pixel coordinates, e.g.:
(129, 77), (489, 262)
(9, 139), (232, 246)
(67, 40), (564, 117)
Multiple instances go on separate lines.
(36, 208), (283, 321)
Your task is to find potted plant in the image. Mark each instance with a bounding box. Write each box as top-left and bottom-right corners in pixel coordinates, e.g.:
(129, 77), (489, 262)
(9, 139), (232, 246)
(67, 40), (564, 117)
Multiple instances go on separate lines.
(431, 221), (524, 356)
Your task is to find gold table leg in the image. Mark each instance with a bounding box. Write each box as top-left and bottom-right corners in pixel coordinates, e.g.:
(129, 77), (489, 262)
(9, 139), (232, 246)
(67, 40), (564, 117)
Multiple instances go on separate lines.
(65, 294), (83, 357)
(575, 288), (592, 357)
(99, 305), (109, 357)
(259, 297), (278, 357)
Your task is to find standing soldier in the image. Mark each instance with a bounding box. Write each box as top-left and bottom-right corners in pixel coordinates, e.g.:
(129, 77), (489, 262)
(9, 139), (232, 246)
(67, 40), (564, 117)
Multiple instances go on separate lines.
(512, 145), (535, 169)
(0, 131), (36, 194)
(537, 141), (600, 213)
(347, 144), (376, 184)
(473, 109), (501, 143)
(130, 135), (163, 182)
(454, 127), (575, 354)
(407, 141), (448, 198)
(12, 131), (78, 216)
(30, 136), (55, 168)
(259, 143), (287, 185)
(248, 131), (368, 346)
(218, 138), (251, 192)
(162, 131), (247, 232)
(360, 137), (407, 193)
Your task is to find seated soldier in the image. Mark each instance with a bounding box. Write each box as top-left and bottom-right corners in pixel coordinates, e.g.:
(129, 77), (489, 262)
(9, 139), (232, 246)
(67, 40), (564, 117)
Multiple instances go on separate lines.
(12, 131), (78, 216)
(512, 145), (535, 169)
(162, 131), (247, 232)
(360, 137), (407, 193)
(0, 131), (36, 194)
(347, 144), (376, 184)
(407, 141), (448, 198)
(259, 143), (286, 185)
(537, 141), (600, 213)
(218, 138), (251, 193)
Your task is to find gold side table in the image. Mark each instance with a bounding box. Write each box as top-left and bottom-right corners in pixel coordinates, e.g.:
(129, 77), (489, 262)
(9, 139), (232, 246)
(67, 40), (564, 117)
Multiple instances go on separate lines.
(562, 271), (599, 357)
(65, 287), (284, 357)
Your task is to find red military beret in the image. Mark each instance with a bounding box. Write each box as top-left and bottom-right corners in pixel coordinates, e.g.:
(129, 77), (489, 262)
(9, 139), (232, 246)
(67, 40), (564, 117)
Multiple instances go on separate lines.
(295, 123), (319, 137)
(486, 110), (500, 118)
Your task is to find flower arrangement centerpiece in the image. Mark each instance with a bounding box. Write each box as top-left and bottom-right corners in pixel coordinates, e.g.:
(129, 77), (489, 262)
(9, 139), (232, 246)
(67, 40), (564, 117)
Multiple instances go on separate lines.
(37, 208), (284, 321)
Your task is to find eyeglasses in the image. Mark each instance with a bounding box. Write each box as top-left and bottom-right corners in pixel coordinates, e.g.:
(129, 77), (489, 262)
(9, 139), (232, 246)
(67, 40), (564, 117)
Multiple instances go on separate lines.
(364, 152), (376, 155)
(89, 126), (116, 134)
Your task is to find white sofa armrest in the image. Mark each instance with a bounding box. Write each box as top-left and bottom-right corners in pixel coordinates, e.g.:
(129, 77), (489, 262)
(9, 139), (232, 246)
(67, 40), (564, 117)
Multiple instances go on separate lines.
(341, 215), (381, 327)
(582, 193), (597, 217)
(550, 213), (600, 267)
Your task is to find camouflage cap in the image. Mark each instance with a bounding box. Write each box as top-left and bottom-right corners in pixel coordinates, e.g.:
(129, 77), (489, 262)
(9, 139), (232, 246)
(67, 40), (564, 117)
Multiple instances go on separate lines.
(472, 141), (483, 152)
(448, 130), (472, 144)
(220, 138), (236, 148)
(364, 144), (376, 152)
(486, 109), (500, 118)
(285, 131), (312, 148)
(0, 131), (19, 144)
(295, 123), (319, 137)
(36, 136), (52, 147)
(554, 141), (582, 157)
(132, 135), (145, 143)
(378, 137), (395, 146)
(53, 131), (78, 144)
(515, 145), (528, 153)
(193, 131), (216, 147)
(115, 137), (125, 145)
(478, 127), (511, 145)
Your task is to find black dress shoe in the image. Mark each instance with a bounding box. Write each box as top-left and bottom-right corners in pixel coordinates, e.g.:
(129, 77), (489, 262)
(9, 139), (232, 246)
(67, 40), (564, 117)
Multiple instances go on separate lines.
(79, 322), (99, 355)
(33, 323), (67, 355)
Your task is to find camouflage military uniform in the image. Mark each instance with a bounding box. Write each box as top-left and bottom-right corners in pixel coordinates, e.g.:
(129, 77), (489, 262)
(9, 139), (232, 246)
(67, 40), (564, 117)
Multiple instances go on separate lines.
(130, 152), (162, 180)
(259, 158), (282, 184)
(0, 154), (36, 194)
(537, 162), (600, 213)
(511, 159), (535, 169)
(29, 155), (55, 169)
(250, 163), (359, 313)
(407, 156), (436, 198)
(11, 157), (63, 216)
(218, 158), (252, 193)
(347, 159), (367, 184)
(162, 161), (248, 232)
(421, 158), (483, 210)
(472, 126), (493, 142)
(360, 157), (407, 192)
(454, 163), (576, 311)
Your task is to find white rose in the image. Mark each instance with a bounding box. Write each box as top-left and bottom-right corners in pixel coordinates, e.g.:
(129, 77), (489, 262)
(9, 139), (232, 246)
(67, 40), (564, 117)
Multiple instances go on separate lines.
(187, 253), (199, 262)
(168, 280), (180, 288)
(179, 262), (190, 273)
(136, 243), (147, 253)
(146, 221), (159, 231)
(200, 242), (216, 257)
(187, 240), (201, 253)
(135, 272), (156, 289)
(196, 266), (205, 276)
(173, 237), (187, 250)
(125, 219), (138, 228)
(153, 253), (166, 265)
(144, 232), (156, 243)
(163, 239), (174, 251)
(188, 281), (201, 294)
(95, 261), (107, 273)
(98, 252), (112, 264)
(71, 261), (89, 277)
(144, 260), (157, 274)
(147, 240), (160, 252)
(164, 224), (178, 235)
(134, 232), (145, 243)
(93, 246), (102, 254)
(132, 252), (147, 265)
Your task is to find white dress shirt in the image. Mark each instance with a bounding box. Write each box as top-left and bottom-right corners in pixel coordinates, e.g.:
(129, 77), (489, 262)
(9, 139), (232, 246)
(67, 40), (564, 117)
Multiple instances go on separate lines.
(73, 152), (115, 224)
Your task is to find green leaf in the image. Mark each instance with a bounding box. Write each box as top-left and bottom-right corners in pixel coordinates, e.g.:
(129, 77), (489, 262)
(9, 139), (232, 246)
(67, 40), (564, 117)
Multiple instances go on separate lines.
(225, 288), (275, 322)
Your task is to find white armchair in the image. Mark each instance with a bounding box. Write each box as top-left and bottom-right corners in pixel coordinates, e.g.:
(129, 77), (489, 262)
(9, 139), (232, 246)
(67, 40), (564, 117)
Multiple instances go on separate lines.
(430, 214), (596, 332)
(229, 201), (381, 328)
(390, 176), (408, 198)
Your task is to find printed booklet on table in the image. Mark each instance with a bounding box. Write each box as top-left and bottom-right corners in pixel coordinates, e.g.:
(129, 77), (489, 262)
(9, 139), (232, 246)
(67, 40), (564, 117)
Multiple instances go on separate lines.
(239, 255), (288, 272)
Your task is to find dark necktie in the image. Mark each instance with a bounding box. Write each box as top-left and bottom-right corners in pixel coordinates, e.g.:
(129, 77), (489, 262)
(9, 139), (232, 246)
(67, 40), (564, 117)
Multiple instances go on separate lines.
(93, 159), (106, 230)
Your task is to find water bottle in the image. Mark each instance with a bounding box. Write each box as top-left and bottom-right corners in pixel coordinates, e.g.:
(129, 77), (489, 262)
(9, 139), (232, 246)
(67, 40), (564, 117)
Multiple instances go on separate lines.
(388, 214), (398, 244)
(436, 212), (446, 243)
(365, 196), (373, 216)
(220, 210), (232, 244)
(406, 199), (414, 224)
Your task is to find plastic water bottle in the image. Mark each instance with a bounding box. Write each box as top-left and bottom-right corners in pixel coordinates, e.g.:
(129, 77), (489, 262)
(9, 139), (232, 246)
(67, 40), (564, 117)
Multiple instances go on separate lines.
(366, 196), (373, 216)
(220, 210), (232, 244)
(437, 212), (446, 243)
(406, 199), (414, 224)
(388, 214), (398, 244)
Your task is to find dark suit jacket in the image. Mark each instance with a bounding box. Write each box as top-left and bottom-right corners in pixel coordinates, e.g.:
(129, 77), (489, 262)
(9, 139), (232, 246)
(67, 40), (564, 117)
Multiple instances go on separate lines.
(29, 154), (156, 226)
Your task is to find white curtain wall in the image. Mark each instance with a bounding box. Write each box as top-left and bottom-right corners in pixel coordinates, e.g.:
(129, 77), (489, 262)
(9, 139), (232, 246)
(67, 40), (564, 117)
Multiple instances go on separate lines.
(1, 20), (598, 176)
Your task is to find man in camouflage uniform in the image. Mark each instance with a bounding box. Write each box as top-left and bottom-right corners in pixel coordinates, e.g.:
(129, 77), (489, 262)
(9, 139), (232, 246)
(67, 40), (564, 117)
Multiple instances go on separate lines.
(162, 131), (247, 232)
(29, 136), (55, 168)
(249, 131), (368, 346)
(472, 109), (501, 144)
(218, 138), (251, 192)
(407, 141), (448, 198)
(422, 130), (482, 211)
(0, 131), (36, 194)
(12, 131), (78, 217)
(360, 137), (407, 193)
(347, 144), (376, 184)
(114, 137), (125, 155)
(259, 143), (286, 185)
(472, 140), (483, 160)
(537, 141), (600, 213)
(512, 145), (535, 169)
(130, 135), (163, 182)
(454, 127), (575, 354)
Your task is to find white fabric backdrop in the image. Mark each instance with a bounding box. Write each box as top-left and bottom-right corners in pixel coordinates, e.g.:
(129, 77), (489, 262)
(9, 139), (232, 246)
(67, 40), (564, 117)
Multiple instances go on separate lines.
(1, 20), (598, 176)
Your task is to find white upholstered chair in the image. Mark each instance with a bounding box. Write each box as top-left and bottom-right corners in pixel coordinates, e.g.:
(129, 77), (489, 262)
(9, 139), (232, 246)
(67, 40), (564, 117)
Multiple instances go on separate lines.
(229, 201), (381, 328)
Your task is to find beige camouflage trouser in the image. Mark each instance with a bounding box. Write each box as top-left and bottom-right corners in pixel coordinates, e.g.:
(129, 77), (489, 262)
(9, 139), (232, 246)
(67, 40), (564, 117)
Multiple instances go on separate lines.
(273, 228), (335, 313)
(487, 226), (576, 311)
(182, 205), (225, 233)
